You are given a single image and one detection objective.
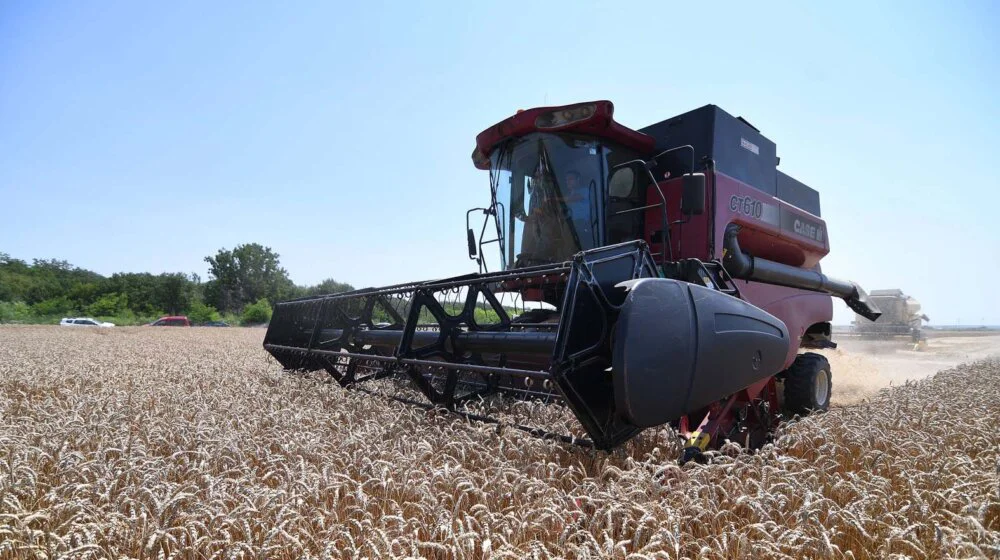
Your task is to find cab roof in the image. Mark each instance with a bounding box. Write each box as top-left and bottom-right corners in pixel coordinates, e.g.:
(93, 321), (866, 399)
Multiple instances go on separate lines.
(472, 100), (655, 169)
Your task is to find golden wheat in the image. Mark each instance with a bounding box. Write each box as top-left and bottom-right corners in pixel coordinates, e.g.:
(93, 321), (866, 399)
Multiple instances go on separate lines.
(0, 326), (997, 559)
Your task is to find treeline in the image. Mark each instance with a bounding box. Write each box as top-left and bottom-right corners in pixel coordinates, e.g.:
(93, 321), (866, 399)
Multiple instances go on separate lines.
(0, 243), (355, 325)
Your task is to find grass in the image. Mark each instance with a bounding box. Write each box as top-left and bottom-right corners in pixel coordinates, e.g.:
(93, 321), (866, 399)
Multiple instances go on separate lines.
(0, 326), (997, 559)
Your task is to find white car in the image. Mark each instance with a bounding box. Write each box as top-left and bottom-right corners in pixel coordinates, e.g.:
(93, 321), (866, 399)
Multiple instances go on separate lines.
(60, 317), (115, 328)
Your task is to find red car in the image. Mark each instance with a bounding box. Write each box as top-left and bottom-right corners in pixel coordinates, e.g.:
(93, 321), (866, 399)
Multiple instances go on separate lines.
(147, 316), (191, 327)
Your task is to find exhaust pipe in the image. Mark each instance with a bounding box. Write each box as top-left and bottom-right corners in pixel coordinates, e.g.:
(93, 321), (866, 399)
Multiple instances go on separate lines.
(721, 223), (881, 321)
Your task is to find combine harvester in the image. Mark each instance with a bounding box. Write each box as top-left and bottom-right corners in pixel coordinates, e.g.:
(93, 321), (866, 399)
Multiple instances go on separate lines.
(850, 289), (929, 348)
(264, 101), (880, 463)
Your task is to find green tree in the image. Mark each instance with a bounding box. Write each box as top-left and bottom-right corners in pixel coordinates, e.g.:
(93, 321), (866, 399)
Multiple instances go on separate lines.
(305, 278), (355, 296)
(68, 282), (102, 308)
(155, 273), (194, 314)
(25, 277), (64, 304)
(31, 296), (75, 317)
(241, 298), (272, 324)
(100, 272), (194, 316)
(0, 271), (31, 302)
(188, 301), (221, 324)
(204, 244), (294, 313)
(103, 273), (159, 315)
(87, 292), (129, 317)
(0, 251), (206, 324)
(1, 253), (105, 305)
(0, 301), (31, 323)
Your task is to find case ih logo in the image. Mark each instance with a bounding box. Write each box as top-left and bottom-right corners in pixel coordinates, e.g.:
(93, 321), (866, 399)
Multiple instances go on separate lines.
(793, 218), (825, 243)
(730, 195), (763, 219)
(740, 137), (759, 155)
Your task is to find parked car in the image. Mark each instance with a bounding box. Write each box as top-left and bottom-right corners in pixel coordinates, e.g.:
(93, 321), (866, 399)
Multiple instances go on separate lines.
(60, 317), (115, 327)
(146, 316), (191, 327)
(200, 321), (230, 327)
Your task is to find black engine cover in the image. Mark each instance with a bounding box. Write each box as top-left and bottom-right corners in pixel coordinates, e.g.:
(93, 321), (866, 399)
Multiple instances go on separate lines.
(611, 278), (789, 428)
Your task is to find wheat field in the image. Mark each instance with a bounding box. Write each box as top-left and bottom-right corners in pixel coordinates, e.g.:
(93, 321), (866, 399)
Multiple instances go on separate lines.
(0, 326), (997, 559)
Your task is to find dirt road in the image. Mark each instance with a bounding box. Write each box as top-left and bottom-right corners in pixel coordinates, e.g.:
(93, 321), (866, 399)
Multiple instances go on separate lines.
(822, 331), (1000, 406)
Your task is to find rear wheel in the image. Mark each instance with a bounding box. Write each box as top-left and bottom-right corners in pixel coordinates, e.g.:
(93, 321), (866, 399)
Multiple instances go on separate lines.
(783, 352), (832, 415)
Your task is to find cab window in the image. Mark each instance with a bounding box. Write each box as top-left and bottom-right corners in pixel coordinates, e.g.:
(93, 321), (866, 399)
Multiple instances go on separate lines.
(604, 144), (649, 245)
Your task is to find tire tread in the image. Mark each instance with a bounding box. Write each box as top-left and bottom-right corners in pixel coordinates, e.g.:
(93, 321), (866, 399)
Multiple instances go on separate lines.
(784, 352), (831, 415)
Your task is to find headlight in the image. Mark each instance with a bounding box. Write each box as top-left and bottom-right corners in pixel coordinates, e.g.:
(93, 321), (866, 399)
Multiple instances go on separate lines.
(534, 103), (597, 129)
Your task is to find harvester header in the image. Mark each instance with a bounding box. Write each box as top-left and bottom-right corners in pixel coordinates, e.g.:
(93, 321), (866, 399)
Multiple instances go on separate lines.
(265, 99), (880, 463)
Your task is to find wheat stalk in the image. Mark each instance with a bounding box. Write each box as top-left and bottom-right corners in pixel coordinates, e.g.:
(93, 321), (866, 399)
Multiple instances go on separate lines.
(0, 325), (997, 559)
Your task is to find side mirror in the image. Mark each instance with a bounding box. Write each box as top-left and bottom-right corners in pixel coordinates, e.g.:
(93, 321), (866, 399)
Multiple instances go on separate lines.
(681, 173), (706, 215)
(467, 228), (477, 258)
(608, 165), (638, 198)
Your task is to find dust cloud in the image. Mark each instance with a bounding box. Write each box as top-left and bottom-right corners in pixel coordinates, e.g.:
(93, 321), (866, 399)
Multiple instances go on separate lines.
(818, 333), (1000, 406)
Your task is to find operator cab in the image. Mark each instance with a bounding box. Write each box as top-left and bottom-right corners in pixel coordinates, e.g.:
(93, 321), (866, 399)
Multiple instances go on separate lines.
(469, 101), (656, 272)
(488, 132), (648, 269)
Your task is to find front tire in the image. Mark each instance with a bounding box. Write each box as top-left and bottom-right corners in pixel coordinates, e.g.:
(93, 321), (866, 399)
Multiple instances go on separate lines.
(783, 352), (832, 415)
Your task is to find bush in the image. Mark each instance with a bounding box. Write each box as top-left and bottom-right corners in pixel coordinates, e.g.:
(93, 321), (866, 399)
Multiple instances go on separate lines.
(87, 292), (129, 317)
(31, 296), (75, 317)
(241, 299), (272, 324)
(0, 301), (31, 323)
(220, 312), (242, 327)
(188, 301), (221, 324)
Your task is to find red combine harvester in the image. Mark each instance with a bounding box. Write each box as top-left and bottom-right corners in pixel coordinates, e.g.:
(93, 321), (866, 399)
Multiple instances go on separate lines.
(264, 101), (880, 463)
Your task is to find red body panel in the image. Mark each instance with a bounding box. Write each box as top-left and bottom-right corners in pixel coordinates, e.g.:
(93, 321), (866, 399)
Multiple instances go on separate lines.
(643, 171), (834, 370)
(713, 173), (828, 267)
(711, 172), (833, 369)
(644, 175), (713, 261)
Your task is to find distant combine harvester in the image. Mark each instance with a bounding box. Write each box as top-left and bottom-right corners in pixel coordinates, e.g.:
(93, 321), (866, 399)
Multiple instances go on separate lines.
(850, 289), (928, 348)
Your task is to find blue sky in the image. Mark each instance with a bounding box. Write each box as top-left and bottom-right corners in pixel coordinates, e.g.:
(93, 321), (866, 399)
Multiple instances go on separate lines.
(1, 1), (997, 325)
